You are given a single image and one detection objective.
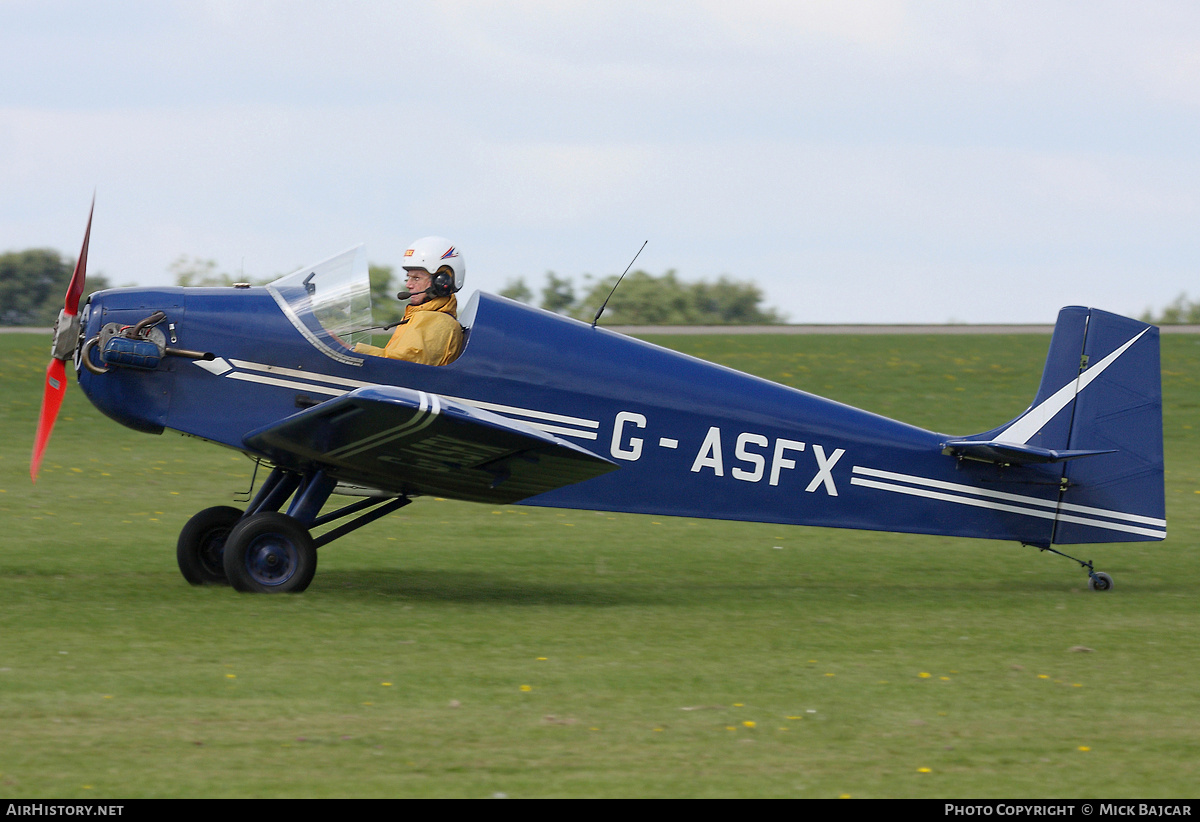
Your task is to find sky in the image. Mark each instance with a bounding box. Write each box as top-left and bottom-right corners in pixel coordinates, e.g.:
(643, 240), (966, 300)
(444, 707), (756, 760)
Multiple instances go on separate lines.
(3, 0), (1199, 323)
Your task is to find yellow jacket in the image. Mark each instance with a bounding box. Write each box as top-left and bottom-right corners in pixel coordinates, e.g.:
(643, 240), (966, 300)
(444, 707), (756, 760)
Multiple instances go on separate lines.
(354, 295), (463, 366)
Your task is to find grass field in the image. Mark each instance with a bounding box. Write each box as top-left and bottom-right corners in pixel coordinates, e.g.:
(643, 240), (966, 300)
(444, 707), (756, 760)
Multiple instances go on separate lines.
(0, 329), (1196, 798)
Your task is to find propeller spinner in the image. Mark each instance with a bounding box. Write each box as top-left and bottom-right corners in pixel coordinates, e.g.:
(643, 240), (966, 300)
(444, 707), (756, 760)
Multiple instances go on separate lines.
(30, 197), (94, 482)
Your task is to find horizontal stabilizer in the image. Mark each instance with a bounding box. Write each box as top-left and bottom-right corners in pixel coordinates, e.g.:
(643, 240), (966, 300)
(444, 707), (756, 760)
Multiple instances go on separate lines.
(941, 440), (1116, 465)
(244, 386), (619, 504)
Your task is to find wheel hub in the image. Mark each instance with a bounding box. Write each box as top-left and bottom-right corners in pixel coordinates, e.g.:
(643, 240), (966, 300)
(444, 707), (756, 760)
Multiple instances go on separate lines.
(245, 535), (298, 586)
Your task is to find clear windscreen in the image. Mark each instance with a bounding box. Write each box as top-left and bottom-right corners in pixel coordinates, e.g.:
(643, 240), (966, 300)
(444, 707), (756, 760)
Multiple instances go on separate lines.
(268, 245), (373, 353)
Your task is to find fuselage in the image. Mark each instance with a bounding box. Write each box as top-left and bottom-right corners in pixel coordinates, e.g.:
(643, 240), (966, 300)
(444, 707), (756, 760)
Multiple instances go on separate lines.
(77, 284), (1087, 544)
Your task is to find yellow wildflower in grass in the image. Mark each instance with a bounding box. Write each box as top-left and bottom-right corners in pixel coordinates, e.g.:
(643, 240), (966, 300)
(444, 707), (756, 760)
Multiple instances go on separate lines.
(918, 767), (932, 773)
(918, 672), (931, 678)
(520, 685), (532, 692)
(743, 721), (756, 728)
(225, 674), (236, 679)
(1078, 746), (1091, 752)
(381, 682), (392, 687)
(1038, 674), (1049, 679)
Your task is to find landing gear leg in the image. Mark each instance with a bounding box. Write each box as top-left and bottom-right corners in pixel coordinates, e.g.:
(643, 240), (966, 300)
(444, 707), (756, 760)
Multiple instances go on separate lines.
(187, 467), (413, 593)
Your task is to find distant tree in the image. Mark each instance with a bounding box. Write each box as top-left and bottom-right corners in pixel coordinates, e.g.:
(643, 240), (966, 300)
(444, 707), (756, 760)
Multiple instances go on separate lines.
(540, 272), (576, 315)
(170, 255), (232, 287)
(169, 255), (273, 288)
(499, 277), (533, 304)
(369, 263), (406, 327)
(1141, 293), (1200, 324)
(0, 248), (111, 326)
(572, 270), (786, 325)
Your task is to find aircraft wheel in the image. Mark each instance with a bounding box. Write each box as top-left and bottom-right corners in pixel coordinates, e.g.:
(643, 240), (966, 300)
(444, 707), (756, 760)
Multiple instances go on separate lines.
(177, 506), (244, 586)
(222, 512), (317, 594)
(1088, 572), (1114, 592)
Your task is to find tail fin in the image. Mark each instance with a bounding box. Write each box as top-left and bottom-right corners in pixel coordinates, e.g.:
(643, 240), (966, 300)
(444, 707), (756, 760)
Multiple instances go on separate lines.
(1052, 309), (1165, 543)
(954, 307), (1165, 543)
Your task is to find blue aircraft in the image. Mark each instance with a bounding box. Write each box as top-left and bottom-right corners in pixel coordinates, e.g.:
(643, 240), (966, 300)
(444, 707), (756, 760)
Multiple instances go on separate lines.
(32, 203), (1165, 593)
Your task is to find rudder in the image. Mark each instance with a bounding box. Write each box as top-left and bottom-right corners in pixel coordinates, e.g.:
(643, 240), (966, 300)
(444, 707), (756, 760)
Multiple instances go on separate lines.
(1053, 309), (1165, 543)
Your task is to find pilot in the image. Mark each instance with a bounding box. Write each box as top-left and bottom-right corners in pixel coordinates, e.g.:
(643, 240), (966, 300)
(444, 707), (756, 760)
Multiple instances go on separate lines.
(354, 236), (465, 366)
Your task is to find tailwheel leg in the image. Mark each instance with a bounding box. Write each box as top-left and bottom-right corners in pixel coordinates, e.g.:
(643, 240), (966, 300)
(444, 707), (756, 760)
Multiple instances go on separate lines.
(1026, 543), (1113, 591)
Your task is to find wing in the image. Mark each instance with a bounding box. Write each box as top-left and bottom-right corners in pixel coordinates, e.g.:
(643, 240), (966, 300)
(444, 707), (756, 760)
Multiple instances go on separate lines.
(243, 386), (618, 503)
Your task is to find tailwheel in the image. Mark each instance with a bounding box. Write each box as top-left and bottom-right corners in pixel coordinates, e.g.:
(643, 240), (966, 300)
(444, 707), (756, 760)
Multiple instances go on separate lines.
(1028, 543), (1114, 592)
(177, 505), (243, 585)
(222, 512), (317, 593)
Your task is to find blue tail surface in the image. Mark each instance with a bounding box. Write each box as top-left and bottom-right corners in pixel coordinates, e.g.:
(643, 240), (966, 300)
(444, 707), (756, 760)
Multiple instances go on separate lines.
(980, 307), (1165, 543)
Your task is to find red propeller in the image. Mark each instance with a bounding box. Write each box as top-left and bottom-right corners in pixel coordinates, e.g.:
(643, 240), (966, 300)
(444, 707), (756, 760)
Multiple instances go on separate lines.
(31, 197), (94, 482)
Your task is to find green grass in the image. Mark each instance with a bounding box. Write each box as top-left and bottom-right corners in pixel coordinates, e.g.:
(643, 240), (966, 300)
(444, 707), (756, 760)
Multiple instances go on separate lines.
(0, 330), (1197, 798)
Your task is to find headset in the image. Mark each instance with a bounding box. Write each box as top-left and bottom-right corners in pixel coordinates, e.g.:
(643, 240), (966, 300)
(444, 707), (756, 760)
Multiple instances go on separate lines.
(429, 266), (456, 298)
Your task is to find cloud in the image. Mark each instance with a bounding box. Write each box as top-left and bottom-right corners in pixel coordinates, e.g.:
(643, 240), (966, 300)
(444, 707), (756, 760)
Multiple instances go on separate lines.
(4, 1), (1200, 321)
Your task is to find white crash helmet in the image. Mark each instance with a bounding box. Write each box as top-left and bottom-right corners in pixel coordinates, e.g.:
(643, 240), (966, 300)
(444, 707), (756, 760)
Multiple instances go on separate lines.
(402, 236), (465, 297)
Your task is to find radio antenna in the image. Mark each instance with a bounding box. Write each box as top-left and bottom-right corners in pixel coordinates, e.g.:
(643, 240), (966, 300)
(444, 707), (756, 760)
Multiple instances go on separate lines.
(592, 240), (648, 328)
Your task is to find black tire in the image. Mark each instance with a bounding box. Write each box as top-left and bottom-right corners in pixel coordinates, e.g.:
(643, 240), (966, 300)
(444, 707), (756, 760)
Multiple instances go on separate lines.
(1088, 572), (1114, 592)
(177, 506), (244, 585)
(222, 512), (317, 594)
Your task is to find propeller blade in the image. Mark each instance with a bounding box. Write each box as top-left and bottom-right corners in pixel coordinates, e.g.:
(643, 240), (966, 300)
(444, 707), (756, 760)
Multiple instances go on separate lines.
(31, 358), (68, 482)
(64, 195), (94, 316)
(31, 196), (96, 482)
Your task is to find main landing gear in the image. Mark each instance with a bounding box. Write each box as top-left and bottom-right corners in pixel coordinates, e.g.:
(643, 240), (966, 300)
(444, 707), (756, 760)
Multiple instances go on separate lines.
(176, 467), (411, 593)
(1026, 543), (1114, 591)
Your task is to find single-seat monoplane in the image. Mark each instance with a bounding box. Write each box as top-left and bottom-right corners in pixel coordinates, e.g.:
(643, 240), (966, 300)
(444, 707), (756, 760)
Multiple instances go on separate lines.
(32, 203), (1165, 593)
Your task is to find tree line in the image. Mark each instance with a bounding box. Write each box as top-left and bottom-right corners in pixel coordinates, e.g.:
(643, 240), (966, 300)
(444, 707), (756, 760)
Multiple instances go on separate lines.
(1, 248), (786, 327)
(13, 245), (1200, 328)
(497, 270), (786, 325)
(1141, 293), (1200, 325)
(0, 249), (111, 326)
